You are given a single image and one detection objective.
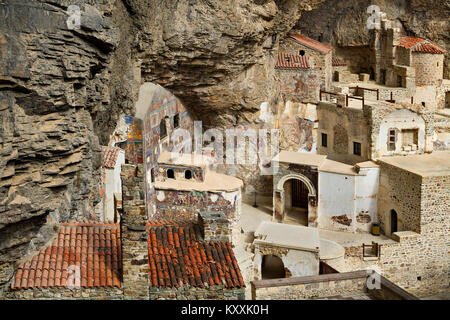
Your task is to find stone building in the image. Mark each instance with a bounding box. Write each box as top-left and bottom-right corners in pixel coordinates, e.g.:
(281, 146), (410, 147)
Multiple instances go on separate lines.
(99, 146), (125, 222)
(152, 152), (243, 232)
(253, 222), (320, 280)
(5, 164), (246, 300)
(272, 151), (379, 233)
(275, 52), (321, 102)
(279, 33), (333, 91)
(316, 101), (435, 164)
(369, 14), (448, 109)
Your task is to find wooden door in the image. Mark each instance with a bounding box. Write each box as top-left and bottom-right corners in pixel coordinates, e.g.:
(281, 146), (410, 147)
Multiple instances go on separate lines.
(291, 179), (308, 209)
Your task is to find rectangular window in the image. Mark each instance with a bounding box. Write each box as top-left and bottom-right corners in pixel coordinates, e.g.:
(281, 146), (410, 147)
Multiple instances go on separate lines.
(353, 142), (361, 156)
(321, 133), (327, 147)
(388, 129), (396, 151)
(174, 113), (180, 128)
(402, 129), (418, 147)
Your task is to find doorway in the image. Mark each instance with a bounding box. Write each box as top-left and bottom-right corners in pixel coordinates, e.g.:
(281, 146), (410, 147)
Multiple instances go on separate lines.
(445, 92), (450, 109)
(261, 255), (286, 279)
(283, 179), (309, 226)
(390, 209), (398, 235)
(380, 69), (386, 85)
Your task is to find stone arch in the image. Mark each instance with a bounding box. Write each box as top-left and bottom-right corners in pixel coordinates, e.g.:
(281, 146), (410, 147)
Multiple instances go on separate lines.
(333, 124), (348, 154)
(275, 173), (316, 196)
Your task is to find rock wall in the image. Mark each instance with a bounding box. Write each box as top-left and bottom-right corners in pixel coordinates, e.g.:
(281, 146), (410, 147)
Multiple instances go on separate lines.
(0, 0), (323, 293)
(296, 0), (450, 79)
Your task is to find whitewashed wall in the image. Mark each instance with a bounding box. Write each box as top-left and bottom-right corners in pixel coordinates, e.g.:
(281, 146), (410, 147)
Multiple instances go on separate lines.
(318, 172), (356, 232)
(354, 166), (380, 232)
(377, 109), (425, 156)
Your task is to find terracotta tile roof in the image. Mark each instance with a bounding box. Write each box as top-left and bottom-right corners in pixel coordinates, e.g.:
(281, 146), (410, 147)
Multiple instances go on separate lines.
(332, 57), (347, 66)
(289, 34), (333, 54)
(102, 147), (122, 169)
(146, 221), (245, 289)
(276, 53), (310, 70)
(398, 37), (446, 54)
(11, 221), (122, 290)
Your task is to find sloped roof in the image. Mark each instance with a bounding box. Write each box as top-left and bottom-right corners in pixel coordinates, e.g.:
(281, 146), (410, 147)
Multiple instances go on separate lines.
(332, 57), (347, 66)
(397, 37), (446, 54)
(146, 221), (245, 289)
(102, 147), (122, 169)
(11, 222), (122, 290)
(289, 34), (333, 54)
(276, 52), (311, 69)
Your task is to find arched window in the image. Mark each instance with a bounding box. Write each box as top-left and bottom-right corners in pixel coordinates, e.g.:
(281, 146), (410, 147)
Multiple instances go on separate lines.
(167, 169), (174, 179)
(184, 170), (192, 180)
(299, 50), (305, 56)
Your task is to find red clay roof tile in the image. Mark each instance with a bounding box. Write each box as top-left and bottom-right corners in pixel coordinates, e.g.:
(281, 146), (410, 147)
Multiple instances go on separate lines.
(398, 37), (446, 54)
(102, 147), (122, 169)
(146, 221), (244, 289)
(276, 52), (311, 70)
(289, 34), (333, 54)
(11, 222), (122, 291)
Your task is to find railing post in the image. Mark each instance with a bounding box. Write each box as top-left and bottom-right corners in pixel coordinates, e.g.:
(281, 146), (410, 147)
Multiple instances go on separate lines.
(346, 94), (348, 107)
(377, 89), (379, 100)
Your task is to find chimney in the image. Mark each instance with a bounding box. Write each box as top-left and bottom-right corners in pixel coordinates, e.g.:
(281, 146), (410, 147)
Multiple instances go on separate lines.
(198, 211), (231, 243)
(120, 164), (149, 299)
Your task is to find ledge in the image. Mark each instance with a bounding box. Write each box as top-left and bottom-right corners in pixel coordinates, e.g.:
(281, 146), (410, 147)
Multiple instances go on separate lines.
(251, 270), (367, 289)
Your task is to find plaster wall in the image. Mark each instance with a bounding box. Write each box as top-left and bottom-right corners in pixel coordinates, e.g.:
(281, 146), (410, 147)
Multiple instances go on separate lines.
(376, 109), (426, 157)
(318, 171), (355, 232)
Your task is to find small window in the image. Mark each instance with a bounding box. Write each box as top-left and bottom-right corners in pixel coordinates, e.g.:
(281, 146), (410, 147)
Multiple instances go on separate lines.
(167, 169), (174, 179)
(299, 50), (305, 56)
(421, 102), (426, 107)
(184, 170), (192, 180)
(353, 142), (361, 156)
(174, 113), (180, 128)
(388, 129), (396, 151)
(321, 133), (328, 147)
(150, 168), (154, 183)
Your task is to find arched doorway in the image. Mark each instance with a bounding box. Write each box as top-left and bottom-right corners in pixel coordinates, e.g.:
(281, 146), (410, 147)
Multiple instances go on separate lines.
(261, 255), (286, 279)
(283, 178), (309, 226)
(390, 209), (398, 235)
(274, 173), (316, 226)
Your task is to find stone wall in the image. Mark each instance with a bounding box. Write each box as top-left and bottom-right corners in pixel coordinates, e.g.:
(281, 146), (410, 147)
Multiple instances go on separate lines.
(251, 271), (368, 300)
(276, 69), (321, 103)
(5, 287), (123, 300)
(154, 189), (241, 223)
(120, 164), (149, 300)
(149, 285), (245, 300)
(279, 38), (332, 90)
(198, 211), (231, 243)
(412, 53), (444, 87)
(316, 102), (369, 164)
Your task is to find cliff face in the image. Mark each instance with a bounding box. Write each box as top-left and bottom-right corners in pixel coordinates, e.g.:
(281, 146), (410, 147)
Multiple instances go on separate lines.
(0, 0), (447, 293)
(0, 0), (323, 292)
(295, 0), (450, 78)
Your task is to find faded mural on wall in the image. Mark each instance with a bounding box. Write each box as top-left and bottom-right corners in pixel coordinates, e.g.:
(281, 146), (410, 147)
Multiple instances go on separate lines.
(143, 86), (194, 217)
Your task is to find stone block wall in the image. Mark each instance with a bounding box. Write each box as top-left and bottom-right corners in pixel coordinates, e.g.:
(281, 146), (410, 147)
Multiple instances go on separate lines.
(412, 52), (444, 86)
(316, 102), (369, 164)
(198, 211), (231, 243)
(5, 287), (123, 300)
(120, 164), (149, 300)
(149, 285), (245, 300)
(154, 189), (241, 223)
(251, 271), (368, 300)
(377, 162), (422, 234)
